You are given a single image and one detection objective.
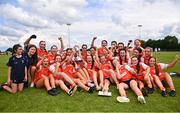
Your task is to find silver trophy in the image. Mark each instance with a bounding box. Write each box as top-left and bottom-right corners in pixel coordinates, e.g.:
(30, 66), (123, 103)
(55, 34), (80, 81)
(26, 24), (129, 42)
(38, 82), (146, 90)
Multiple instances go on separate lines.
(73, 45), (82, 61)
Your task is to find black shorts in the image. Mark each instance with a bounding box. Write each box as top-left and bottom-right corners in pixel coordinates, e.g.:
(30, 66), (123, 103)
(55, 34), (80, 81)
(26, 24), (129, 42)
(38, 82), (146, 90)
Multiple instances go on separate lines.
(12, 79), (25, 84)
(122, 78), (136, 87)
(161, 80), (168, 88)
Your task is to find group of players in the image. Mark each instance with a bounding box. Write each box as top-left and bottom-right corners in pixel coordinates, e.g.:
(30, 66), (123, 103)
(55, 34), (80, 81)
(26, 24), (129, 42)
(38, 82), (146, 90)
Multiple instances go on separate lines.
(1, 35), (179, 104)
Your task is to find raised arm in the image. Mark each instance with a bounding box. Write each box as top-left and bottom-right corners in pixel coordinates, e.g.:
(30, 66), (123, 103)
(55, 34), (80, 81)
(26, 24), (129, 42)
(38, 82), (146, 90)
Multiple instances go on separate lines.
(94, 49), (100, 65)
(167, 55), (180, 68)
(91, 37), (97, 47)
(58, 37), (64, 53)
(126, 40), (132, 51)
(24, 35), (36, 46)
(105, 46), (113, 59)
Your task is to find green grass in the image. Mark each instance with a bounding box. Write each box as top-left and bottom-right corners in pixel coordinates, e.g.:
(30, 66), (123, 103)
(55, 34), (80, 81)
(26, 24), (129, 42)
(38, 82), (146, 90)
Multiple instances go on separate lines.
(0, 52), (180, 112)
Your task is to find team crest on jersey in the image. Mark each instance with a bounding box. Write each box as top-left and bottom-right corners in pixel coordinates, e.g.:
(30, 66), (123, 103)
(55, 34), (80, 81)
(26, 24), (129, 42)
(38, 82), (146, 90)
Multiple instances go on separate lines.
(14, 61), (18, 64)
(22, 59), (25, 64)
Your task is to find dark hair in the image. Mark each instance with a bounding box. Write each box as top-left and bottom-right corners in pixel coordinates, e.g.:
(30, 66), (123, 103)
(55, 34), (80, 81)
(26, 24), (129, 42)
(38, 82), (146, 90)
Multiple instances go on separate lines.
(118, 42), (124, 46)
(51, 45), (58, 50)
(66, 48), (73, 52)
(82, 44), (87, 48)
(90, 46), (97, 51)
(134, 39), (141, 46)
(12, 44), (22, 55)
(54, 54), (62, 60)
(132, 56), (140, 74)
(136, 47), (142, 62)
(27, 44), (38, 65)
(111, 41), (117, 45)
(102, 40), (107, 44)
(81, 44), (87, 51)
(119, 49), (127, 65)
(39, 40), (45, 45)
(149, 56), (159, 76)
(86, 54), (94, 69)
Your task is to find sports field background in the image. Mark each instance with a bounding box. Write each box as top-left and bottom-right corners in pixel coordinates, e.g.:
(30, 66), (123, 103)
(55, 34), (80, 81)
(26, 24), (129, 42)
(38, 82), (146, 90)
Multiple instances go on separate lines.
(0, 52), (180, 112)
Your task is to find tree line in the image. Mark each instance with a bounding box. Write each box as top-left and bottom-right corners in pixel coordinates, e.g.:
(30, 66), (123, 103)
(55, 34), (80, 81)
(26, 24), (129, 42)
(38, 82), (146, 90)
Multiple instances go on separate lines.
(141, 36), (180, 51)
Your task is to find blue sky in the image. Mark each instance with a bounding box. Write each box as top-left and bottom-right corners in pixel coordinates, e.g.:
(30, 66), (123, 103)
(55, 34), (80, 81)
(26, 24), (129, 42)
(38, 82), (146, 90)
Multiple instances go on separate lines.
(0, 0), (180, 51)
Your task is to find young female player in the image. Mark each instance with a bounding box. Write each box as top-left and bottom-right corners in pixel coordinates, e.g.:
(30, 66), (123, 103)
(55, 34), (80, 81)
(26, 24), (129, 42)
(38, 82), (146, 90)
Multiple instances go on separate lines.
(133, 39), (145, 57)
(131, 56), (154, 96)
(23, 44), (38, 87)
(2, 44), (27, 94)
(148, 55), (180, 97)
(112, 59), (146, 104)
(98, 55), (118, 94)
(142, 47), (153, 65)
(83, 54), (102, 90)
(34, 56), (59, 96)
(118, 49), (129, 65)
(61, 51), (94, 93)
(49, 54), (77, 96)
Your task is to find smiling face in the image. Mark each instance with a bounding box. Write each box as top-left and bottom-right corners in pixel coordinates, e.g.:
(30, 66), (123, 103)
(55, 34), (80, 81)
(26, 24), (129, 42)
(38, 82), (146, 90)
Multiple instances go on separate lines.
(149, 57), (156, 67)
(86, 55), (92, 63)
(66, 48), (72, 56)
(100, 56), (106, 64)
(90, 47), (96, 55)
(111, 42), (117, 48)
(101, 40), (107, 47)
(82, 45), (87, 51)
(145, 48), (152, 57)
(51, 46), (58, 54)
(43, 58), (49, 67)
(133, 49), (140, 57)
(102, 48), (108, 55)
(55, 55), (62, 63)
(131, 57), (138, 65)
(16, 47), (23, 55)
(134, 39), (141, 47)
(118, 43), (124, 50)
(119, 50), (126, 57)
(39, 41), (46, 49)
(112, 59), (119, 67)
(29, 46), (36, 55)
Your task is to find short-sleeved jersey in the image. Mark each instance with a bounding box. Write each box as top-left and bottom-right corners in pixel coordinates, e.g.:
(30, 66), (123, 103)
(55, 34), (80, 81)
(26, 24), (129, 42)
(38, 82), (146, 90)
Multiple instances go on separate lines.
(81, 51), (87, 60)
(34, 67), (51, 83)
(62, 64), (76, 78)
(7, 55), (27, 81)
(141, 56), (151, 65)
(37, 48), (48, 60)
(100, 63), (112, 78)
(47, 52), (55, 65)
(150, 63), (168, 81)
(118, 65), (134, 81)
(23, 53), (34, 68)
(98, 48), (103, 56)
(150, 63), (168, 76)
(131, 62), (149, 75)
